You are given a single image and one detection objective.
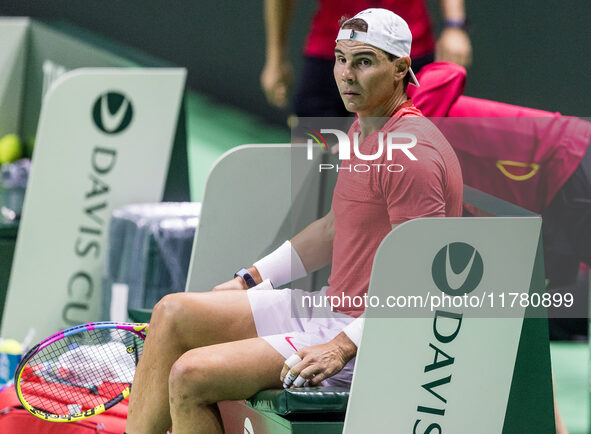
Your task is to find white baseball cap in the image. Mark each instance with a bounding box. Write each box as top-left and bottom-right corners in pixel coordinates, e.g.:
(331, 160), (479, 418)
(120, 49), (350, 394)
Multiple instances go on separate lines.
(336, 8), (419, 86)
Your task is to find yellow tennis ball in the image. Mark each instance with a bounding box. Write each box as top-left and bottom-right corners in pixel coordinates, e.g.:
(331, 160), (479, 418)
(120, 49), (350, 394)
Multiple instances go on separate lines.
(0, 134), (23, 164)
(0, 339), (23, 355)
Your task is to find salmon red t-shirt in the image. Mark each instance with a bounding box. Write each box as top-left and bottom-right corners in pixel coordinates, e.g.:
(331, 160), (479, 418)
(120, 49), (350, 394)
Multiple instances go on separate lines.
(327, 100), (463, 316)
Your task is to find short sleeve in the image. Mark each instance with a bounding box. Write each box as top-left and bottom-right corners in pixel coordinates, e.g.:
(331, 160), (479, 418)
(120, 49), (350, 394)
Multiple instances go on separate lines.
(378, 153), (447, 224)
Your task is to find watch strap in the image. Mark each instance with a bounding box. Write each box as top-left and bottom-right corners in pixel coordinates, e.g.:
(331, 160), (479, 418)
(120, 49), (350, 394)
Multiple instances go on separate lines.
(234, 268), (257, 288)
(443, 18), (469, 31)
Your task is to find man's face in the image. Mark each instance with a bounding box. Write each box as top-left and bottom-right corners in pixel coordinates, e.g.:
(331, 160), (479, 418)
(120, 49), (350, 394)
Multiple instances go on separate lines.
(334, 40), (398, 117)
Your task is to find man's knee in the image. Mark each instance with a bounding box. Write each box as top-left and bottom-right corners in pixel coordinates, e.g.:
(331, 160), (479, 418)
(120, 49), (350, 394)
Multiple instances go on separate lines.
(149, 290), (256, 352)
(153, 292), (182, 318)
(151, 292), (198, 335)
(168, 351), (217, 405)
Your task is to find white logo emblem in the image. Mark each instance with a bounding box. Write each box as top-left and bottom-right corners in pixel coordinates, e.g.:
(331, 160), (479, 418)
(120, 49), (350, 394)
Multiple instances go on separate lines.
(100, 94), (131, 133)
(445, 244), (477, 290)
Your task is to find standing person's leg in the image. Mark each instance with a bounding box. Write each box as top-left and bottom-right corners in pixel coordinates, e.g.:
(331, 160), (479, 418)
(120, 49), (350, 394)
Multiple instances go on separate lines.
(168, 338), (285, 434)
(126, 290), (258, 434)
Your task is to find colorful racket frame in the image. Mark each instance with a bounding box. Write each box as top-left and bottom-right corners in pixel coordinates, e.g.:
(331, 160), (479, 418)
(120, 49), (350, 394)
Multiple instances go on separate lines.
(14, 321), (149, 422)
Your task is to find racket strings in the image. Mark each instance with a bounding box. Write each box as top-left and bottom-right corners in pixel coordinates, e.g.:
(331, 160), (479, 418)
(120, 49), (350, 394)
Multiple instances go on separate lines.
(19, 328), (144, 416)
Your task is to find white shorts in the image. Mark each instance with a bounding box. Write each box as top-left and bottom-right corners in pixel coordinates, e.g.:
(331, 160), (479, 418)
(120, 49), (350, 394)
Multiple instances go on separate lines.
(247, 286), (356, 388)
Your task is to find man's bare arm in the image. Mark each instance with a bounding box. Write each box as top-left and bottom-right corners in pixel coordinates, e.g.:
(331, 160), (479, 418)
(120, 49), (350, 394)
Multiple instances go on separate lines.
(436, 0), (472, 67)
(214, 209), (335, 290)
(261, 0), (296, 107)
(290, 208), (335, 274)
(439, 0), (466, 22)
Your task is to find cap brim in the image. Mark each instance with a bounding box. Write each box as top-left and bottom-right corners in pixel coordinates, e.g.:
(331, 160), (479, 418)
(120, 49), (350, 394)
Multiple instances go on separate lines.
(408, 67), (419, 87)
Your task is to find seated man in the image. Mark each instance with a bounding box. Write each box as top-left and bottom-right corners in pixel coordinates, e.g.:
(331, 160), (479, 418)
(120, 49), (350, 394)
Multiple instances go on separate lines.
(125, 9), (463, 434)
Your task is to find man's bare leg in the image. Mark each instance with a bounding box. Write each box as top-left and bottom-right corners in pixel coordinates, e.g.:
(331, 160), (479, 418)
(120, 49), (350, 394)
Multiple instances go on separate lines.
(126, 290), (258, 434)
(168, 337), (285, 434)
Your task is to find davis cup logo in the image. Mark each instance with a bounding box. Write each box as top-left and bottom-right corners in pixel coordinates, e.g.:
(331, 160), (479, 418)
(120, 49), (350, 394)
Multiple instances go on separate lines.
(92, 92), (134, 134)
(432, 242), (484, 296)
(413, 242), (484, 432)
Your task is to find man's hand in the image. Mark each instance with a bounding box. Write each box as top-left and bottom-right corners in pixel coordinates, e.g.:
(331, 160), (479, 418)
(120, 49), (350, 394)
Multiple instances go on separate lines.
(280, 332), (357, 388)
(261, 58), (293, 108)
(435, 27), (472, 67)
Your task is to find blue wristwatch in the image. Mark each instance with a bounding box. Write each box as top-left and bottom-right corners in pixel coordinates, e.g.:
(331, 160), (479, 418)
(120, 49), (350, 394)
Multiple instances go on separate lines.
(444, 18), (469, 31)
(234, 268), (257, 288)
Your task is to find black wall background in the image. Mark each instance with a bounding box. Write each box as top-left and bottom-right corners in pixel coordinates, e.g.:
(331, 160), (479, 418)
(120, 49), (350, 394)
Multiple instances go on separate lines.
(2, 1), (590, 125)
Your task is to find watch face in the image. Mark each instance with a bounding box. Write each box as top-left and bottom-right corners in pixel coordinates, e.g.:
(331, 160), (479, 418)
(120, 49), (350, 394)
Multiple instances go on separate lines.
(236, 268), (256, 288)
(243, 273), (256, 288)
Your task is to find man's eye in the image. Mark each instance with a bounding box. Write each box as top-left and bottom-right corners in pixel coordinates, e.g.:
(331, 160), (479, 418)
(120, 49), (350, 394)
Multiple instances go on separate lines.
(360, 59), (372, 66)
(336, 57), (346, 63)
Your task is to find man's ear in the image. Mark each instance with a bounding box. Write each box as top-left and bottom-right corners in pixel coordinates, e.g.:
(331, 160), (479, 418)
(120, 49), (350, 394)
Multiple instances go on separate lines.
(394, 56), (411, 81)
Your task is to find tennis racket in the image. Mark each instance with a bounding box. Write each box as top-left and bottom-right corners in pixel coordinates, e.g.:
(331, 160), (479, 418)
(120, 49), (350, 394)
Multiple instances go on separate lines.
(14, 321), (149, 422)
